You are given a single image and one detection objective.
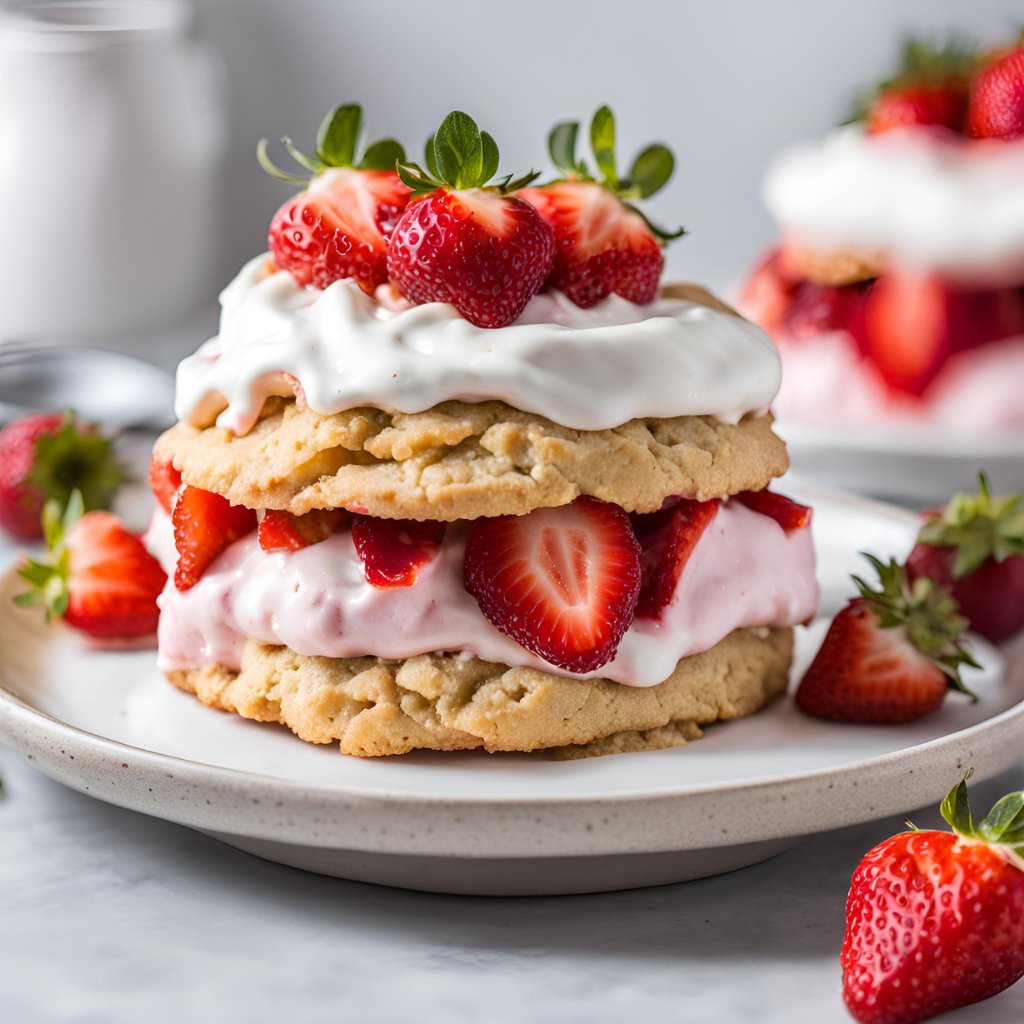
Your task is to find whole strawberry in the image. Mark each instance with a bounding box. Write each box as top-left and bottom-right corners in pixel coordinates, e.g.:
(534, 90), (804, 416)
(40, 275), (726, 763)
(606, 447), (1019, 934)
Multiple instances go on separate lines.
(518, 106), (683, 308)
(906, 472), (1024, 641)
(0, 411), (125, 541)
(866, 84), (966, 134)
(260, 103), (409, 293)
(388, 111), (554, 328)
(843, 771), (1024, 1023)
(965, 47), (1024, 139)
(795, 554), (977, 724)
(14, 491), (166, 638)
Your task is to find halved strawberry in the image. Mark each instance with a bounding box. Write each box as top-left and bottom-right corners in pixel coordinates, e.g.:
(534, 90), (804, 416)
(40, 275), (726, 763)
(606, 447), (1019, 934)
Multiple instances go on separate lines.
(258, 508), (352, 552)
(388, 111), (553, 328)
(737, 249), (798, 335)
(260, 103), (409, 294)
(630, 498), (719, 620)
(866, 84), (967, 134)
(517, 106), (682, 308)
(149, 452), (182, 516)
(795, 555), (977, 724)
(351, 516), (445, 588)
(464, 496), (642, 672)
(15, 492), (166, 638)
(965, 46), (1024, 140)
(172, 486), (257, 591)
(735, 490), (813, 531)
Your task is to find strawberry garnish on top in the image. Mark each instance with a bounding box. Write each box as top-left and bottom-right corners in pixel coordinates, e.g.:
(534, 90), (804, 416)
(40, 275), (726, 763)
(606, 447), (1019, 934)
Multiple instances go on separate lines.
(171, 485), (257, 591)
(14, 491), (166, 639)
(842, 770), (1024, 1023)
(387, 111), (553, 328)
(965, 46), (1024, 140)
(464, 496), (641, 672)
(258, 508), (352, 553)
(795, 554), (977, 724)
(907, 472), (1024, 642)
(0, 411), (126, 541)
(518, 106), (683, 308)
(260, 103), (409, 294)
(866, 84), (968, 134)
(351, 516), (445, 588)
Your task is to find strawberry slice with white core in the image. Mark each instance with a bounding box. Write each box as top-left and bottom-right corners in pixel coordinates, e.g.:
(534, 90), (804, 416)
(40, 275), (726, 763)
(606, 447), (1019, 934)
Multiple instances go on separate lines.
(463, 496), (641, 672)
(351, 516), (446, 588)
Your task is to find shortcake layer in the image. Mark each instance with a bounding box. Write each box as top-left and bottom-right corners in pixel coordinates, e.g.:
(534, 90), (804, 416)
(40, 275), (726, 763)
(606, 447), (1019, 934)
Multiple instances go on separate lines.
(155, 399), (788, 521)
(166, 626), (793, 757)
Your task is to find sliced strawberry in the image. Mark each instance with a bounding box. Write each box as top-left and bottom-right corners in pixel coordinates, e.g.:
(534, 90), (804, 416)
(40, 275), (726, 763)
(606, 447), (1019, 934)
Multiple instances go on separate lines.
(795, 555), (976, 724)
(148, 452), (182, 516)
(866, 84), (967, 134)
(735, 490), (813, 531)
(782, 279), (867, 340)
(464, 496), (641, 672)
(630, 498), (719, 620)
(258, 508), (352, 553)
(351, 516), (445, 588)
(965, 47), (1024, 139)
(737, 249), (798, 334)
(16, 496), (166, 638)
(172, 486), (257, 591)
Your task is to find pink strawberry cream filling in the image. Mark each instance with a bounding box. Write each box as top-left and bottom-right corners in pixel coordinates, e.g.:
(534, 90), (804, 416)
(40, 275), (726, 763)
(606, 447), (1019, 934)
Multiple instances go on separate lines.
(150, 500), (818, 688)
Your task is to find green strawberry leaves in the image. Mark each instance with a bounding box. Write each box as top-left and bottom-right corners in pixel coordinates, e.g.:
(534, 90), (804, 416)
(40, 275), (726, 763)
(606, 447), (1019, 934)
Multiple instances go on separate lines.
(397, 111), (538, 196)
(590, 105), (618, 186)
(938, 769), (1024, 855)
(13, 489), (84, 621)
(853, 553), (979, 695)
(259, 102), (406, 183)
(917, 471), (1024, 578)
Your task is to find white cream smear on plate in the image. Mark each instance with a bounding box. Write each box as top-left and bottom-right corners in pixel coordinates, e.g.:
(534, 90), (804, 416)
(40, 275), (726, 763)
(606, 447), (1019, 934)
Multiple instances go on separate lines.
(175, 255), (782, 435)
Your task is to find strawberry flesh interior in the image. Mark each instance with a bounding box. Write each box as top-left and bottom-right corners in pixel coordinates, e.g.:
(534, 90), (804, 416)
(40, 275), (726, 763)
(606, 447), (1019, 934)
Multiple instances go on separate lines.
(351, 516), (446, 588)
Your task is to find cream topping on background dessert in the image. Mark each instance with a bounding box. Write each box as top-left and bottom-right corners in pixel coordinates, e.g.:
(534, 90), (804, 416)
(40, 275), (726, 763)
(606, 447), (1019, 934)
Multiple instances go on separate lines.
(764, 126), (1024, 281)
(175, 254), (782, 436)
(150, 500), (818, 688)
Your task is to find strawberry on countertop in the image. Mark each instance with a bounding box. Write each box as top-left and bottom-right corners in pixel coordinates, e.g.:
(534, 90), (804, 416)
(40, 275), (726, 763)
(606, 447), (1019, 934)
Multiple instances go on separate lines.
(795, 554), (977, 724)
(517, 106), (683, 308)
(965, 46), (1024, 140)
(907, 472), (1024, 642)
(172, 485), (257, 591)
(260, 103), (410, 294)
(14, 491), (166, 639)
(0, 412), (126, 541)
(387, 111), (553, 328)
(843, 771), (1024, 1023)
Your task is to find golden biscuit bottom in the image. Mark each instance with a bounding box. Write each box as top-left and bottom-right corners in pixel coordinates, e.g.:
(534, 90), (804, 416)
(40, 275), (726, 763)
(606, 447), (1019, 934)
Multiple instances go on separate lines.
(166, 627), (793, 758)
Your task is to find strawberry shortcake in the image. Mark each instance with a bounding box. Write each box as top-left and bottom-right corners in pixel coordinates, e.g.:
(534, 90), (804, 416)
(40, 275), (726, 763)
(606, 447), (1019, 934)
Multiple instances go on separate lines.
(740, 38), (1024, 432)
(147, 104), (818, 758)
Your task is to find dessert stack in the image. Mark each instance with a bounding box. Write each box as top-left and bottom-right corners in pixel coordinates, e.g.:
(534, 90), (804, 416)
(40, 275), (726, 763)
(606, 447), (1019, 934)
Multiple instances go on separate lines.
(147, 105), (818, 758)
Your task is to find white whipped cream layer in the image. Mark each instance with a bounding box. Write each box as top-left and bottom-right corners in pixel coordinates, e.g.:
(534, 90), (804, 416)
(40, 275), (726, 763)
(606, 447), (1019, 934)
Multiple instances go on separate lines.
(151, 500), (818, 688)
(174, 255), (782, 435)
(764, 126), (1024, 281)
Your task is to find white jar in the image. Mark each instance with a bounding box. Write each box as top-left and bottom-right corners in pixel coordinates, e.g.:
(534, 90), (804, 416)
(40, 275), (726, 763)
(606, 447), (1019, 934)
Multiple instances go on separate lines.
(0, 1), (226, 339)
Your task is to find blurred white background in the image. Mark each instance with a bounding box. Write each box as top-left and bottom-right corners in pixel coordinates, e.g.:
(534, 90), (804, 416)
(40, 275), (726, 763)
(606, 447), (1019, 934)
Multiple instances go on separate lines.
(195, 0), (1021, 296)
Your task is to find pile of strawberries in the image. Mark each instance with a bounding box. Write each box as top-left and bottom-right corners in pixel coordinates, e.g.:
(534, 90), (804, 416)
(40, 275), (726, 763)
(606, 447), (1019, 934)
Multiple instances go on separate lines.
(260, 103), (682, 329)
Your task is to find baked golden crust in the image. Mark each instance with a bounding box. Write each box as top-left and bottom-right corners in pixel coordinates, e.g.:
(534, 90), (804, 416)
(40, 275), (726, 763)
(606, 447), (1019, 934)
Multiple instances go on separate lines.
(165, 627), (792, 758)
(782, 243), (884, 288)
(156, 401), (788, 520)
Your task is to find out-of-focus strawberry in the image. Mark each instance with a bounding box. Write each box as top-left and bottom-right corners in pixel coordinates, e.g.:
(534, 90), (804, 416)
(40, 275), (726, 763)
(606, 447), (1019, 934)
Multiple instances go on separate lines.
(866, 84), (967, 133)
(260, 103), (409, 293)
(171, 485), (257, 591)
(737, 249), (798, 335)
(0, 412), (125, 541)
(965, 46), (1024, 139)
(15, 491), (166, 638)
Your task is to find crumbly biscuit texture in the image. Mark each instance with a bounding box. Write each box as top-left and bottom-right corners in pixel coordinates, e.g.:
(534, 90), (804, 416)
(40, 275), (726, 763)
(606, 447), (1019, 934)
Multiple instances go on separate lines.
(156, 402), (788, 520)
(166, 627), (793, 757)
(782, 244), (884, 288)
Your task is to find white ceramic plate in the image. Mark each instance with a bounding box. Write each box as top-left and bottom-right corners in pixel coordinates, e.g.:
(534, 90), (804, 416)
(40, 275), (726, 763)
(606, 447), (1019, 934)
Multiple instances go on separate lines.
(777, 420), (1024, 505)
(0, 488), (1020, 896)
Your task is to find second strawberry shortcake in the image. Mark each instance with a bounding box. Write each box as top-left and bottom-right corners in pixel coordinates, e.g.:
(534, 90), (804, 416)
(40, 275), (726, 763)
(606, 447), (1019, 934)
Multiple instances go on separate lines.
(148, 105), (819, 758)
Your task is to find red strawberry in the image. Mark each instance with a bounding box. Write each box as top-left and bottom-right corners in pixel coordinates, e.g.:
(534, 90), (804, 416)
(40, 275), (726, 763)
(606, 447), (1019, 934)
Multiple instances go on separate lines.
(738, 249), (799, 335)
(842, 771), (1024, 1023)
(517, 106), (682, 308)
(630, 498), (719, 620)
(734, 490), (813, 531)
(782, 279), (867, 340)
(15, 492), (166, 638)
(351, 516), (445, 588)
(866, 84), (967, 134)
(965, 47), (1024, 140)
(464, 496), (641, 672)
(172, 486), (257, 591)
(148, 452), (182, 516)
(388, 112), (554, 328)
(795, 554), (976, 724)
(258, 507), (352, 553)
(0, 412), (125, 541)
(906, 472), (1024, 641)
(260, 103), (409, 294)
